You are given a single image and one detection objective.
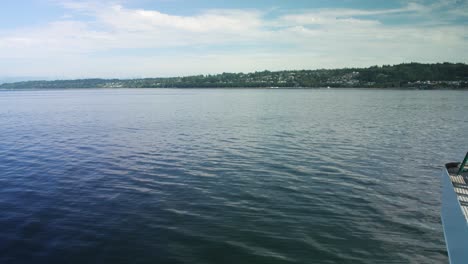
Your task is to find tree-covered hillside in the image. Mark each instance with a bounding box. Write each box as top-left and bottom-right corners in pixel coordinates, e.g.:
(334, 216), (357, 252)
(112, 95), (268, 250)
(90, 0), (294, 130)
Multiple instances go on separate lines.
(1, 63), (467, 89)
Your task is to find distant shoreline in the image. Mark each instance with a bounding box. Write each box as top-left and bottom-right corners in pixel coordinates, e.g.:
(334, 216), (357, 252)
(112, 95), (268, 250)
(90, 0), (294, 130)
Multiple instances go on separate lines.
(1, 87), (467, 91)
(1, 62), (467, 90)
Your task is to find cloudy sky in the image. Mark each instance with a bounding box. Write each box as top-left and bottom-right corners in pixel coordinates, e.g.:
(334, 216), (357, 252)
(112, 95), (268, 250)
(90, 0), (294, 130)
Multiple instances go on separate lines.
(0, 0), (467, 79)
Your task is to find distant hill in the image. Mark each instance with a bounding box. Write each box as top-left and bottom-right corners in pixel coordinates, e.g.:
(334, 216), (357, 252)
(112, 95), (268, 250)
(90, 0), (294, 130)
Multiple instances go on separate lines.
(0, 77), (47, 85)
(1, 63), (467, 89)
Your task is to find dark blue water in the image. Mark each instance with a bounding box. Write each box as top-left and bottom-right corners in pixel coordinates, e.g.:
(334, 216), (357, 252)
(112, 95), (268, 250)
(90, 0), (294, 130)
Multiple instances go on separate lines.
(1, 89), (467, 263)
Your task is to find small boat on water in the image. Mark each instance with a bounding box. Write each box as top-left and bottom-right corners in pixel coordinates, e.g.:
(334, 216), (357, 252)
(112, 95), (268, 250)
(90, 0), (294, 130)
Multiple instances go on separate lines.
(441, 153), (468, 264)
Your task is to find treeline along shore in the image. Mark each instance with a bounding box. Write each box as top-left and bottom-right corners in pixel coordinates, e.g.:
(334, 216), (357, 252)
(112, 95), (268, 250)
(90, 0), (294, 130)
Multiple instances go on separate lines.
(1, 63), (467, 89)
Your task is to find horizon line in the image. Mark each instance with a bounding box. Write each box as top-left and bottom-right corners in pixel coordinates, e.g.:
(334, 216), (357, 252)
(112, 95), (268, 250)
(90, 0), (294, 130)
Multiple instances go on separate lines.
(2, 61), (467, 83)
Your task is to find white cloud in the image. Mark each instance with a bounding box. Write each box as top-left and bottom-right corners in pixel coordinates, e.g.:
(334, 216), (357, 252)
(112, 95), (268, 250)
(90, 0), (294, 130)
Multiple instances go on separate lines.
(0, 0), (466, 78)
(100, 5), (264, 33)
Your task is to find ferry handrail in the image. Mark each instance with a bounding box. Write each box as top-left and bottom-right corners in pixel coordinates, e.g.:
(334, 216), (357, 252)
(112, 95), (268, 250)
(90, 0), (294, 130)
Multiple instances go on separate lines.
(457, 152), (468, 175)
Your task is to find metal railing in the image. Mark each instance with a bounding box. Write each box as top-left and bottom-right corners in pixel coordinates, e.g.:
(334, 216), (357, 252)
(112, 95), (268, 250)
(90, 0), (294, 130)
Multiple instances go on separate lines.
(457, 152), (468, 175)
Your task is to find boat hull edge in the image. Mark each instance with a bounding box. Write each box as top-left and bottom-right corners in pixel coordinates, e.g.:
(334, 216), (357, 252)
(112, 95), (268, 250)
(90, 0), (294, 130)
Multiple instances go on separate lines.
(441, 164), (468, 264)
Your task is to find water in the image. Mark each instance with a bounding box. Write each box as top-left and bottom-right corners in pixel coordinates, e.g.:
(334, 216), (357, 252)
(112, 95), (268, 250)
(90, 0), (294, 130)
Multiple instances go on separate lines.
(0, 89), (467, 264)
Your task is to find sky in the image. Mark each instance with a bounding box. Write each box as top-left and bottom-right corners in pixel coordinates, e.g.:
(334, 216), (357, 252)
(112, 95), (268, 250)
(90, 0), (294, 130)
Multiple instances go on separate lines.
(0, 0), (467, 79)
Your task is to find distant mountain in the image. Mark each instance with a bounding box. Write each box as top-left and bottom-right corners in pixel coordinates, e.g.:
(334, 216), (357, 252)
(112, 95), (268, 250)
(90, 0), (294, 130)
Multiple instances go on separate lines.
(1, 63), (467, 89)
(0, 77), (44, 85)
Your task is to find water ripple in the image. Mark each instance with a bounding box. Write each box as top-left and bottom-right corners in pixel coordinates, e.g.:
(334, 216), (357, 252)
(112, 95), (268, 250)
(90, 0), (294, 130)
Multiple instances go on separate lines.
(0, 89), (466, 264)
